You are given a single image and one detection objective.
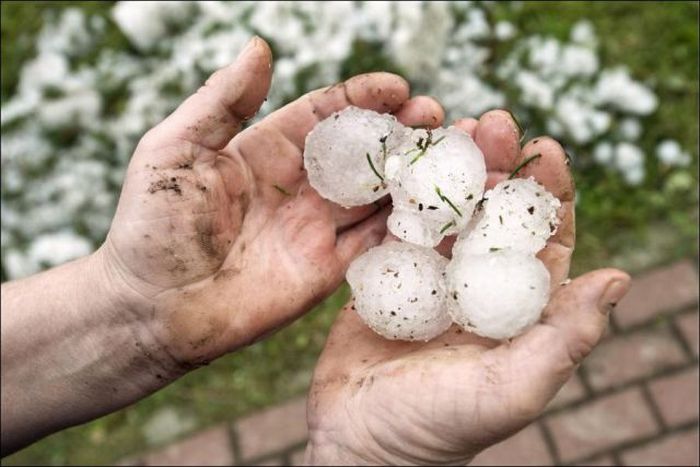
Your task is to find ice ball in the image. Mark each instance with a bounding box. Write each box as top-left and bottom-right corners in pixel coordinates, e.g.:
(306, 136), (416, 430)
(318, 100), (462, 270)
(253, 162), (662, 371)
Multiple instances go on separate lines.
(303, 106), (407, 207)
(385, 127), (487, 247)
(347, 241), (452, 341)
(454, 177), (561, 256)
(445, 250), (550, 339)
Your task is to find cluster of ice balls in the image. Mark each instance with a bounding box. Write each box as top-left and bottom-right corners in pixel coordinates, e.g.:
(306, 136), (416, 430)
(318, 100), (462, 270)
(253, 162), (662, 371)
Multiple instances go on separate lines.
(446, 178), (560, 339)
(304, 106), (561, 341)
(385, 126), (486, 247)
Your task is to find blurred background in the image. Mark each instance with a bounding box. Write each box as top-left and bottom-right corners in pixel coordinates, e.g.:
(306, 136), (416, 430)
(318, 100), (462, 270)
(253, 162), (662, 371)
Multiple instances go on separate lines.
(1, 1), (697, 465)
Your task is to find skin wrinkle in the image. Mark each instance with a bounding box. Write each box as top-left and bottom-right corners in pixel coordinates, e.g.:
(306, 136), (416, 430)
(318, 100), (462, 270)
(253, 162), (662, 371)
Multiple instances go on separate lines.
(309, 82), (351, 121)
(334, 204), (381, 234)
(368, 379), (454, 464)
(214, 152), (253, 208)
(346, 392), (398, 464)
(267, 124), (305, 162)
(230, 125), (304, 199)
(355, 362), (413, 463)
(101, 239), (168, 299)
(420, 370), (467, 460)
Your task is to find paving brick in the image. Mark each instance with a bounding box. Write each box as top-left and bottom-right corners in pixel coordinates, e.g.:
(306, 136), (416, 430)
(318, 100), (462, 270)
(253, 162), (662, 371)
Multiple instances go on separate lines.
(545, 388), (658, 463)
(546, 373), (587, 411)
(620, 428), (699, 466)
(583, 324), (686, 391)
(289, 448), (307, 466)
(142, 425), (234, 466)
(648, 366), (700, 427)
(572, 454), (617, 466)
(115, 458), (144, 466)
(675, 310), (699, 356)
(469, 423), (553, 466)
(235, 396), (307, 461)
(614, 260), (698, 329)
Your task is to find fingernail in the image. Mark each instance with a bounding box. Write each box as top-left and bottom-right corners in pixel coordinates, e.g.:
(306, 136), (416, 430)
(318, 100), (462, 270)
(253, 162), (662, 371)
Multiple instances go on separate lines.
(504, 109), (524, 137)
(238, 36), (260, 59)
(600, 278), (631, 312)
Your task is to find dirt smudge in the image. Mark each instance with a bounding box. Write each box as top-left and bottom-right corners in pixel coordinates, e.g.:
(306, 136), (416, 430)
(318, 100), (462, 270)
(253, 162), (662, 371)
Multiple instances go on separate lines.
(149, 177), (182, 195)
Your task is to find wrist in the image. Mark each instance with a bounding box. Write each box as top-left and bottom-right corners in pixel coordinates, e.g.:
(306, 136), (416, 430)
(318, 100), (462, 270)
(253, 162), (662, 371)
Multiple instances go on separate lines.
(89, 244), (192, 379)
(1, 250), (188, 453)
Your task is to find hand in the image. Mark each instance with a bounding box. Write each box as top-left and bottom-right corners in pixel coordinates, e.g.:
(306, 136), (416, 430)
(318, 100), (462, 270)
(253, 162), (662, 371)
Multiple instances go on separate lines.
(98, 37), (445, 372)
(305, 111), (632, 465)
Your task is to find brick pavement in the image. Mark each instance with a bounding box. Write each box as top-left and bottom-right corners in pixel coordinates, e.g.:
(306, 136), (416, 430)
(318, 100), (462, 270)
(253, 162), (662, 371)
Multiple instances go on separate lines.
(121, 259), (699, 466)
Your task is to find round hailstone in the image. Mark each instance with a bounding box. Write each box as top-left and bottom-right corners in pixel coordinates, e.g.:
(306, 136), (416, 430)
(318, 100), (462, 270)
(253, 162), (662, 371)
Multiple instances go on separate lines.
(303, 106), (407, 207)
(454, 177), (561, 256)
(384, 127), (487, 247)
(445, 250), (550, 340)
(346, 241), (452, 341)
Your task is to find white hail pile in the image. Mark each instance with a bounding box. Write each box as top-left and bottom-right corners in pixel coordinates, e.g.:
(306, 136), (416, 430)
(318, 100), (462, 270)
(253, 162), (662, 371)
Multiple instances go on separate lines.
(446, 177), (559, 339)
(304, 106), (561, 341)
(453, 177), (561, 256)
(3, 3), (688, 281)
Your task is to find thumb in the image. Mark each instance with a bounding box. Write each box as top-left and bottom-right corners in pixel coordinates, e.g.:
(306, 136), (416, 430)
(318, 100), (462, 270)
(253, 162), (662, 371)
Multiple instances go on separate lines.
(493, 268), (631, 416)
(147, 36), (272, 151)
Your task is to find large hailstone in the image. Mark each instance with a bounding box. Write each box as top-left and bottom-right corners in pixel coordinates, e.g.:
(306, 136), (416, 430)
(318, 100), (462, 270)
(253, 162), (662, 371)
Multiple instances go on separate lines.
(445, 250), (550, 340)
(454, 177), (561, 256)
(304, 106), (407, 207)
(384, 127), (487, 247)
(347, 241), (452, 341)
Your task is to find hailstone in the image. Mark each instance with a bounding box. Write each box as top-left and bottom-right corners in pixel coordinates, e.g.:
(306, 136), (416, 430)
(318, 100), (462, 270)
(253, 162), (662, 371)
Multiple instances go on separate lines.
(384, 127), (487, 247)
(303, 106), (407, 207)
(454, 177), (561, 256)
(445, 250), (550, 340)
(303, 106), (565, 342)
(346, 241), (452, 341)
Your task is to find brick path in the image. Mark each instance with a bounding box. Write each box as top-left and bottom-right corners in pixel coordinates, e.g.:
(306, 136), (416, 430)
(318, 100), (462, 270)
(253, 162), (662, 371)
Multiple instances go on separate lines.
(120, 259), (699, 466)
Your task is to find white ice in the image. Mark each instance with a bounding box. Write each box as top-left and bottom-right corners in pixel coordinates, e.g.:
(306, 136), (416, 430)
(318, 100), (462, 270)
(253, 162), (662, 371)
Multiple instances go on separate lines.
(347, 241), (452, 341)
(445, 250), (550, 340)
(304, 106), (407, 207)
(454, 177), (560, 256)
(385, 126), (486, 247)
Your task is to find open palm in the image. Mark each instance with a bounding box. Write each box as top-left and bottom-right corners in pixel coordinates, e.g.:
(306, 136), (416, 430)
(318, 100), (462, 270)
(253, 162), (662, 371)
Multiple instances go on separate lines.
(305, 111), (631, 465)
(101, 37), (444, 369)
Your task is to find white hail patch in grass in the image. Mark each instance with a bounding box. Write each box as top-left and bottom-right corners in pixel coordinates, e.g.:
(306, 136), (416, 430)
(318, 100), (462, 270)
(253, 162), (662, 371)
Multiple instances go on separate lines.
(0, 2), (689, 279)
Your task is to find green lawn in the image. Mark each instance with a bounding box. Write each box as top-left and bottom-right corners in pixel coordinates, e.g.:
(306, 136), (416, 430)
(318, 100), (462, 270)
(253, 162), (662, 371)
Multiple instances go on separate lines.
(1, 1), (698, 465)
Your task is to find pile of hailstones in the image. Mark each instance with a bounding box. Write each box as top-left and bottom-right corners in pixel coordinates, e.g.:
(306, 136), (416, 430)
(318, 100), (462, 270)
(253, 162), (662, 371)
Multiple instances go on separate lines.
(304, 107), (561, 341)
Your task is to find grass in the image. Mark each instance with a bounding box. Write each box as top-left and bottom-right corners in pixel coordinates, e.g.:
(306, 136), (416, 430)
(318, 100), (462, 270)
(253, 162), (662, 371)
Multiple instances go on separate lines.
(487, 1), (699, 276)
(1, 1), (698, 464)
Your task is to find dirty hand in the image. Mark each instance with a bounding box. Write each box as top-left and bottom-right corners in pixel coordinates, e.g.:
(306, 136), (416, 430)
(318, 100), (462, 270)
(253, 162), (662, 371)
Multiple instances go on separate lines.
(304, 111), (631, 465)
(99, 37), (445, 372)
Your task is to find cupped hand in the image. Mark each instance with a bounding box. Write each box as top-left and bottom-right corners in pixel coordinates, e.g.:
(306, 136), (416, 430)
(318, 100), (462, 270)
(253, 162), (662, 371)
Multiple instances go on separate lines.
(99, 37), (444, 371)
(305, 111), (632, 465)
